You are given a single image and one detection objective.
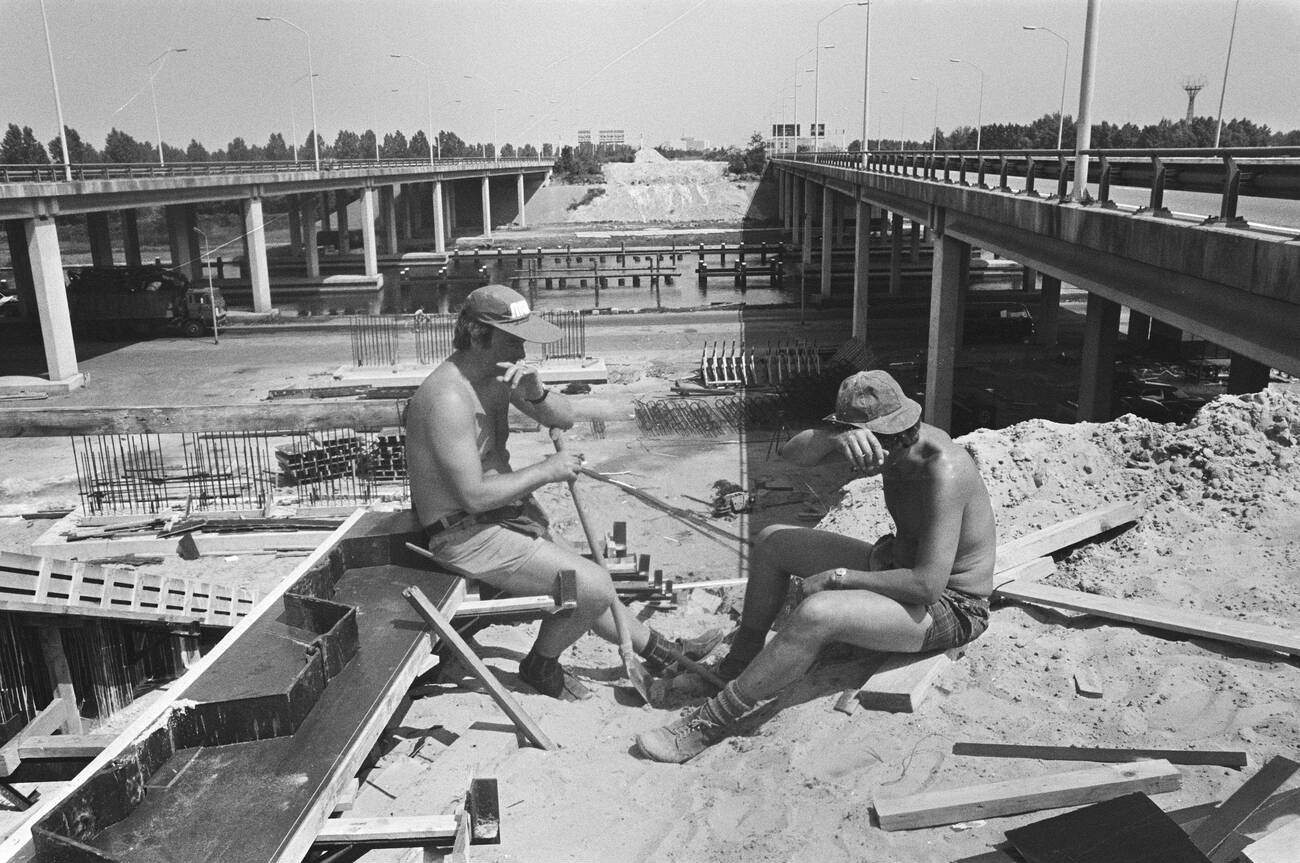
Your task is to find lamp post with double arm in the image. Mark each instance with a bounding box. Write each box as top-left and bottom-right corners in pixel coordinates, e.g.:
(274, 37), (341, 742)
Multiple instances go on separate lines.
(1022, 25), (1070, 149)
(947, 57), (985, 151)
(257, 16), (320, 171)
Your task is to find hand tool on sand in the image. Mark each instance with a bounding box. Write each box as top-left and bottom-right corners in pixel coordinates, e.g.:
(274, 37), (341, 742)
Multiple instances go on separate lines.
(553, 430), (728, 693)
(550, 428), (655, 704)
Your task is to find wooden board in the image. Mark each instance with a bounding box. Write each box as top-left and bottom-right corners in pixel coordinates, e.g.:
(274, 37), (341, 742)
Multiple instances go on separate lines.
(1005, 792), (1211, 863)
(994, 501), (1141, 572)
(16, 734), (115, 759)
(32, 525), (334, 562)
(1188, 756), (1300, 861)
(0, 402), (407, 437)
(855, 648), (963, 713)
(1243, 816), (1300, 863)
(952, 742), (1248, 769)
(873, 759), (1182, 831)
(994, 581), (1300, 657)
(316, 816), (457, 846)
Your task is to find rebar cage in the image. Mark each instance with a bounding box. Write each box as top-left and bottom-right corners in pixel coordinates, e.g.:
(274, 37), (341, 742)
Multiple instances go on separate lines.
(353, 311), (587, 367)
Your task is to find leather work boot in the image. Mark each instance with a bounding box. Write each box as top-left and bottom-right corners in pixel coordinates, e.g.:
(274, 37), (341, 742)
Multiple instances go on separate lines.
(640, 627), (727, 676)
(634, 704), (729, 763)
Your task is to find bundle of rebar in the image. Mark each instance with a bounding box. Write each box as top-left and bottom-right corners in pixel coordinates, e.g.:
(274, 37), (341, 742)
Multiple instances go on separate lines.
(633, 394), (783, 438)
(699, 340), (823, 388)
(349, 315), (401, 367)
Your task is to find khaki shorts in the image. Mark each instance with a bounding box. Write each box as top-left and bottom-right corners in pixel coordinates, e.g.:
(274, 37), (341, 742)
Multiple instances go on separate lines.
(424, 500), (552, 594)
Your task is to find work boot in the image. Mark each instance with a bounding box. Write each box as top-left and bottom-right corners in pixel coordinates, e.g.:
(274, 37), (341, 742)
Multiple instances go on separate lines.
(635, 680), (756, 764)
(518, 648), (569, 699)
(715, 626), (768, 681)
(640, 627), (726, 676)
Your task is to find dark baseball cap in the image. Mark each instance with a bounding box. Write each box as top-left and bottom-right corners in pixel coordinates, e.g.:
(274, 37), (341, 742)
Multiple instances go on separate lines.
(462, 284), (562, 343)
(826, 370), (922, 434)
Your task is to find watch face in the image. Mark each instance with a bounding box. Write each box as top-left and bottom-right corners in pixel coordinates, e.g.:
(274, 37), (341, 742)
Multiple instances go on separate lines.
(835, 568), (847, 577)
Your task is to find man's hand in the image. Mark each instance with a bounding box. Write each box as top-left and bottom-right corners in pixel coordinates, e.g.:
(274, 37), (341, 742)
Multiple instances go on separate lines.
(833, 427), (886, 474)
(497, 361), (546, 401)
(792, 569), (838, 605)
(541, 451), (584, 483)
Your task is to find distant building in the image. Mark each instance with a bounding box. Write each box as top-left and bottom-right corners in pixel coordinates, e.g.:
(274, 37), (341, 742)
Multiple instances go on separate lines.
(598, 129), (626, 145)
(577, 129), (592, 145)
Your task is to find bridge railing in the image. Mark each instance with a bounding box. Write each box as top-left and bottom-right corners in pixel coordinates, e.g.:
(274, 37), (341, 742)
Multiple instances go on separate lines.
(781, 147), (1300, 225)
(0, 156), (555, 184)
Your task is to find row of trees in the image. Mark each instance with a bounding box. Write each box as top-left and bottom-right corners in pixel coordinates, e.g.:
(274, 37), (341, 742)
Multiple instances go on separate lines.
(0, 124), (555, 166)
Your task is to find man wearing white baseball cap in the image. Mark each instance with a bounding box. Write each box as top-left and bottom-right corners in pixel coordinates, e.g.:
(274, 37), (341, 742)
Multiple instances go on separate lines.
(407, 285), (721, 699)
(637, 370), (996, 762)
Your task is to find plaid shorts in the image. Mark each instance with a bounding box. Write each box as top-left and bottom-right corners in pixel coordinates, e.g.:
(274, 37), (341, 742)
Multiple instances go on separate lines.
(921, 587), (990, 652)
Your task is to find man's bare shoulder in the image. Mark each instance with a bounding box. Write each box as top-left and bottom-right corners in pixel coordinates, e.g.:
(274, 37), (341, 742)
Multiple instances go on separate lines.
(409, 362), (474, 421)
(913, 427), (982, 488)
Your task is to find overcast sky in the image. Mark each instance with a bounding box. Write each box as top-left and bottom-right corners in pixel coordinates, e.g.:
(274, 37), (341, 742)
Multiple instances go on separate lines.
(3, 0), (1297, 155)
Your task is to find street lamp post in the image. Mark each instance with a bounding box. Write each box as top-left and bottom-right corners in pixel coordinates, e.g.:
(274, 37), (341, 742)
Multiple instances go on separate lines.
(38, 0), (72, 180)
(391, 54), (437, 162)
(792, 46), (823, 150)
(1022, 25), (1070, 149)
(146, 48), (188, 166)
(257, 16), (320, 171)
(859, 1), (871, 160)
(910, 76), (939, 150)
(1213, 0), (1242, 149)
(814, 2), (867, 152)
(947, 57), (984, 151)
(192, 227), (220, 345)
(282, 72), (319, 165)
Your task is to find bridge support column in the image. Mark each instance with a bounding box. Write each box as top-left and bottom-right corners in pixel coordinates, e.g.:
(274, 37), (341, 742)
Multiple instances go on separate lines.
(25, 217), (82, 387)
(87, 213), (113, 266)
(165, 204), (201, 282)
(1078, 293), (1121, 422)
(360, 188), (379, 278)
(336, 191), (351, 254)
(396, 185), (412, 240)
(320, 193), (333, 237)
(820, 186), (834, 298)
(243, 197), (272, 313)
(446, 182), (457, 232)
(779, 173), (789, 233)
(801, 180), (815, 266)
(889, 212), (904, 295)
(909, 220), (920, 263)
(791, 176), (803, 244)
(852, 196), (871, 341)
(302, 195), (320, 279)
(516, 173), (527, 228)
(288, 196), (303, 255)
(481, 176), (492, 238)
(1126, 310), (1150, 350)
(1037, 275), (1061, 346)
(433, 180), (447, 254)
(1021, 265), (1037, 292)
(122, 210), (142, 266)
(5, 221), (35, 321)
(925, 226), (966, 433)
(1227, 353), (1270, 394)
(955, 244), (970, 352)
(1148, 319), (1182, 359)
(381, 186), (398, 254)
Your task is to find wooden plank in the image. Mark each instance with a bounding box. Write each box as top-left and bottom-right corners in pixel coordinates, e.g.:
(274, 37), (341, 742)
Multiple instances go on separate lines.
(315, 816), (458, 846)
(1243, 816), (1300, 863)
(872, 759), (1182, 831)
(452, 596), (557, 618)
(856, 647), (963, 713)
(1189, 756), (1300, 861)
(994, 582), (1300, 657)
(36, 630), (83, 735)
(952, 742), (1248, 769)
(0, 402), (407, 437)
(331, 778), (359, 814)
(32, 558), (52, 602)
(16, 734), (115, 759)
(0, 698), (72, 778)
(1005, 792), (1211, 863)
(671, 577), (748, 592)
(994, 501), (1142, 573)
(404, 586), (557, 751)
(34, 530), (335, 561)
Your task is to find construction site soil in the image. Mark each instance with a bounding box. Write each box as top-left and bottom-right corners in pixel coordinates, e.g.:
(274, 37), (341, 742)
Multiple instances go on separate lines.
(1, 159), (1297, 860)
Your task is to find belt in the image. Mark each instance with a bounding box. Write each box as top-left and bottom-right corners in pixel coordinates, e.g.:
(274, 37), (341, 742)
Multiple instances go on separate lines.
(422, 501), (529, 538)
(422, 511), (476, 538)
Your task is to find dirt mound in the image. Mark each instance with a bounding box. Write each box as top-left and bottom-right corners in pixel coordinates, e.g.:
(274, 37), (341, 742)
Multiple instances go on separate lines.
(560, 159), (758, 223)
(634, 146), (668, 163)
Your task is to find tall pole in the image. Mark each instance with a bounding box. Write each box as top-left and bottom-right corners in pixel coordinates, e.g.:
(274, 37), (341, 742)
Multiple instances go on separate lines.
(1023, 26), (1070, 149)
(860, 2), (871, 158)
(948, 58), (985, 150)
(1213, 0), (1241, 149)
(814, 2), (866, 152)
(39, 0), (72, 180)
(911, 76), (938, 150)
(392, 55), (437, 163)
(1072, 0), (1100, 199)
(258, 17), (320, 171)
(146, 48), (187, 167)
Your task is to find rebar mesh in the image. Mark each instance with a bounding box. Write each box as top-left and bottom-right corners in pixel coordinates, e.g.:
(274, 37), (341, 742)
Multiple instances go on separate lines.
(633, 394), (783, 438)
(349, 315), (401, 366)
(412, 312), (457, 365)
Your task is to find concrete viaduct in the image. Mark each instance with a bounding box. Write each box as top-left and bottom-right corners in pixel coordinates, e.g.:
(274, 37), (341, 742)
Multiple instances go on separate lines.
(0, 158), (552, 390)
(771, 152), (1300, 430)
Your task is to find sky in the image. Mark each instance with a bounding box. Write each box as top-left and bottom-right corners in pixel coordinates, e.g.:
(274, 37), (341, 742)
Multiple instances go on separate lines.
(3, 0), (1298, 156)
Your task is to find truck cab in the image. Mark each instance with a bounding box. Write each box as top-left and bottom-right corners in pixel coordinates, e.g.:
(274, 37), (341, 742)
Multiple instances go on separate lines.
(66, 265), (227, 337)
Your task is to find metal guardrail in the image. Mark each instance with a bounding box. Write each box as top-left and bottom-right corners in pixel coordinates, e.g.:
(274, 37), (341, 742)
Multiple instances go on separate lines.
(0, 156), (554, 185)
(782, 146), (1300, 223)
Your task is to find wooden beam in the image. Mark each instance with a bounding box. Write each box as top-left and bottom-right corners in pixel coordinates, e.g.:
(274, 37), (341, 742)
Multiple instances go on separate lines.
(315, 816), (457, 846)
(994, 501), (1141, 573)
(1188, 756), (1300, 861)
(952, 742), (1248, 770)
(854, 647), (964, 713)
(452, 596), (558, 618)
(0, 698), (74, 777)
(16, 735), (115, 760)
(34, 631), (82, 735)
(0, 402), (407, 437)
(1243, 815), (1300, 863)
(873, 759), (1182, 831)
(994, 581), (1300, 657)
(403, 586), (557, 751)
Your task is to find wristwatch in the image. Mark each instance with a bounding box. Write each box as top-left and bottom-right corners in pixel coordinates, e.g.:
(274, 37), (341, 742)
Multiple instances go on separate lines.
(831, 567), (848, 589)
(526, 388), (551, 405)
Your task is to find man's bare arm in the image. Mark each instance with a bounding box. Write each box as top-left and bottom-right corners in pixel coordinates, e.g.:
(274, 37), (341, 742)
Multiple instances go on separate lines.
(500, 361), (576, 430)
(425, 385), (579, 513)
(780, 427), (886, 473)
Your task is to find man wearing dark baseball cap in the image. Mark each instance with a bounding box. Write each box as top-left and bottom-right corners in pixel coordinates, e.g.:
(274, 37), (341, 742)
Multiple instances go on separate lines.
(406, 285), (721, 700)
(637, 370), (997, 762)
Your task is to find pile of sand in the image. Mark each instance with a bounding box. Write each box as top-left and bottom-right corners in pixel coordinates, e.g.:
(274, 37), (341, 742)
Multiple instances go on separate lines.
(562, 159), (757, 224)
(634, 146), (668, 163)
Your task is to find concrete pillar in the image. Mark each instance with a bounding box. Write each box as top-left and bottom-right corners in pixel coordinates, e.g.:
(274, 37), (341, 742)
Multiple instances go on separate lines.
(433, 180), (447, 254)
(1227, 354), (1271, 394)
(5, 220), (36, 320)
(909, 220), (921, 263)
(360, 187), (379, 277)
(1078, 292), (1121, 421)
(336, 191), (351, 254)
(25, 217), (81, 383)
(288, 196), (303, 255)
(1037, 275), (1061, 346)
(516, 173), (527, 228)
(925, 226), (965, 432)
(1021, 265), (1037, 292)
(889, 212), (904, 295)
(780, 172), (790, 232)
(820, 186), (834, 297)
(801, 180), (815, 265)
(383, 186), (399, 254)
(791, 177), (803, 244)
(480, 176), (492, 237)
(852, 196), (871, 341)
(1148, 319), (1183, 359)
(397, 185), (412, 241)
(164, 205), (201, 282)
(122, 210), (142, 266)
(320, 192), (333, 235)
(1127, 310), (1151, 349)
(243, 197), (272, 312)
(446, 182), (457, 232)
(87, 213), (113, 266)
(302, 195), (320, 279)
(954, 244), (970, 352)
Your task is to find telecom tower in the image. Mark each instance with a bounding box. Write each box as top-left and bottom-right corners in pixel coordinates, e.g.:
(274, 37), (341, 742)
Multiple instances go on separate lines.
(1182, 77), (1206, 123)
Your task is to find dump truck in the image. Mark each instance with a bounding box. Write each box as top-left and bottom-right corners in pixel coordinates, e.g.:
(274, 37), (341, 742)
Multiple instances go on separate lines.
(65, 265), (226, 337)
